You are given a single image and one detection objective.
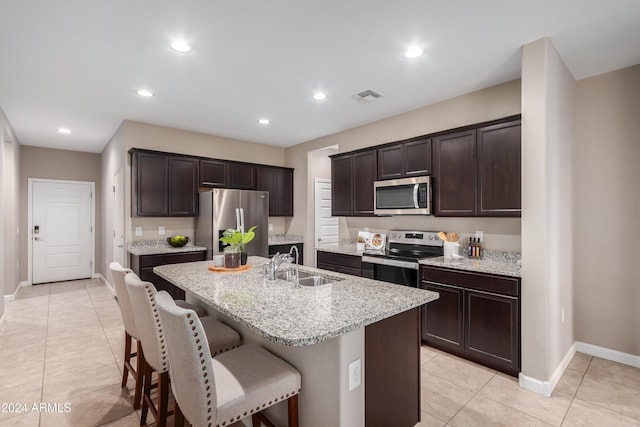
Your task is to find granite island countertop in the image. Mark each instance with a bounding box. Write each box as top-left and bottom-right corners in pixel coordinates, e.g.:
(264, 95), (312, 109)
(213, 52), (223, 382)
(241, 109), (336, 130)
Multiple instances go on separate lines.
(154, 256), (439, 346)
(127, 240), (208, 256)
(419, 250), (521, 278)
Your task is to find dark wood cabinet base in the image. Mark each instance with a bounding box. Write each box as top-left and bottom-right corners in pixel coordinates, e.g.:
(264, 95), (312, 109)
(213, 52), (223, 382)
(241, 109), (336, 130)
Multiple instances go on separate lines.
(365, 307), (421, 427)
(130, 251), (206, 300)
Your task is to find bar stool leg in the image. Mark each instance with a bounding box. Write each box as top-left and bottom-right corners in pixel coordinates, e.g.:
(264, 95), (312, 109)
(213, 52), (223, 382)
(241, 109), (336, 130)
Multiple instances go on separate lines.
(288, 395), (299, 427)
(140, 359), (152, 425)
(122, 332), (132, 388)
(157, 371), (169, 427)
(133, 341), (144, 410)
(174, 401), (185, 427)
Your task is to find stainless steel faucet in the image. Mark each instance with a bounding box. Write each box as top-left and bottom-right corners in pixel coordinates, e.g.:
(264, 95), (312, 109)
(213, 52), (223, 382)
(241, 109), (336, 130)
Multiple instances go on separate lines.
(262, 252), (293, 280)
(288, 245), (300, 287)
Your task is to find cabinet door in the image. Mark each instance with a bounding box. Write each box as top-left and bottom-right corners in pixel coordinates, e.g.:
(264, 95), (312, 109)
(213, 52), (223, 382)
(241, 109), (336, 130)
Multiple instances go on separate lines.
(404, 138), (432, 176)
(168, 156), (198, 216)
(352, 150), (377, 216)
(377, 144), (404, 180)
(256, 166), (275, 214)
(228, 163), (256, 190)
(421, 282), (464, 353)
(433, 129), (477, 216)
(133, 151), (169, 217)
(273, 168), (293, 216)
(477, 120), (521, 216)
(465, 289), (519, 375)
(331, 154), (353, 216)
(199, 159), (228, 187)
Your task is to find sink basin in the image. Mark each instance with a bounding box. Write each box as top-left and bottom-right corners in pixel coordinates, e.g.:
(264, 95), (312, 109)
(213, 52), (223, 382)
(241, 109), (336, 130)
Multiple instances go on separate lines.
(275, 269), (343, 287)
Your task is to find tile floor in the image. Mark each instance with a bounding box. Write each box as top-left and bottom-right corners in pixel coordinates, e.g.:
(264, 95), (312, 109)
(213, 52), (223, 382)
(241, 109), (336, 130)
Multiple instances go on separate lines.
(1, 279), (639, 426)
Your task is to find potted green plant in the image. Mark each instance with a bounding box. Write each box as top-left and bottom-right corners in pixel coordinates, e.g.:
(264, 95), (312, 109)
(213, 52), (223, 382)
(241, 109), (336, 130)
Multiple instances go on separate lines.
(219, 226), (257, 266)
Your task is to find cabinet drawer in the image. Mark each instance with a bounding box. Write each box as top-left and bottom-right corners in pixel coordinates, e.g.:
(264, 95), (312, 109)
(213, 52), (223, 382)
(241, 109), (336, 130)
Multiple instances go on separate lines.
(316, 251), (362, 269)
(421, 266), (519, 297)
(140, 251), (206, 268)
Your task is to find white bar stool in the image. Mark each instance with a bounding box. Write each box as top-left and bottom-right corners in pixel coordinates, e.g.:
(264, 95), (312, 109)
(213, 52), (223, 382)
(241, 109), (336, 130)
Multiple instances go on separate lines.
(155, 291), (301, 427)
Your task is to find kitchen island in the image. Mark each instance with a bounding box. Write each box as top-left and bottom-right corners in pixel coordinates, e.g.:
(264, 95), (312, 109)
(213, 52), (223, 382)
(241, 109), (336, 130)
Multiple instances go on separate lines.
(154, 256), (439, 427)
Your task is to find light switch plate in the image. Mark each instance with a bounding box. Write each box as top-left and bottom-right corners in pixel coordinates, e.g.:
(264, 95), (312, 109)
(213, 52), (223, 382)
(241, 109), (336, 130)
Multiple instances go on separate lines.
(268, 223), (273, 232)
(348, 358), (362, 391)
(158, 226), (165, 235)
(135, 227), (142, 236)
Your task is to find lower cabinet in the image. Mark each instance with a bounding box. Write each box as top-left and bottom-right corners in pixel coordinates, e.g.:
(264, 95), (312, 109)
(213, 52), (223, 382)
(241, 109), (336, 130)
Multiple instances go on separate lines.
(130, 251), (206, 300)
(420, 265), (520, 376)
(269, 243), (304, 265)
(316, 250), (361, 276)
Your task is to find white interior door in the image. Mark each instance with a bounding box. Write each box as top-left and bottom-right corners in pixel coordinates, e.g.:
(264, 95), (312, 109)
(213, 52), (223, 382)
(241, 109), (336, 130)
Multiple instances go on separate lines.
(32, 180), (93, 284)
(314, 178), (339, 249)
(113, 168), (125, 267)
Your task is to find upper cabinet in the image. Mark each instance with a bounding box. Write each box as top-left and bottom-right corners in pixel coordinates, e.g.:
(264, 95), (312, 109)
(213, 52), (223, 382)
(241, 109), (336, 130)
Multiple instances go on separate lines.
(227, 162), (256, 190)
(199, 159), (228, 188)
(131, 149), (198, 217)
(377, 138), (432, 180)
(476, 120), (521, 216)
(256, 165), (294, 216)
(433, 118), (521, 217)
(331, 149), (377, 217)
(131, 149), (295, 218)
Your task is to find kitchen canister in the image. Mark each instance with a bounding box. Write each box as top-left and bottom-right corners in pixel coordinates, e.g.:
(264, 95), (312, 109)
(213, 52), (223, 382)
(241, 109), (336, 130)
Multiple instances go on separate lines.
(443, 241), (460, 259)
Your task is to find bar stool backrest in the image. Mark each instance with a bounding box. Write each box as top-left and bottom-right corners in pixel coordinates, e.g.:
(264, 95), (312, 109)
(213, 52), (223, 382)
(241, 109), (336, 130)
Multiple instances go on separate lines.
(109, 262), (137, 338)
(156, 291), (217, 427)
(125, 273), (169, 373)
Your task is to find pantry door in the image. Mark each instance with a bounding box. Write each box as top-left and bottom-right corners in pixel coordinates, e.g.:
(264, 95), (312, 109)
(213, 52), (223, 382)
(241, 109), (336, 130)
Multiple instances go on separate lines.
(31, 180), (94, 284)
(314, 178), (339, 249)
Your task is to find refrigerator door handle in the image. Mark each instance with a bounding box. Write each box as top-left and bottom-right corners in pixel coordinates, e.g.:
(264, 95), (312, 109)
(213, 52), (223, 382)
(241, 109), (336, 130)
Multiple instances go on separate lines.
(236, 208), (245, 233)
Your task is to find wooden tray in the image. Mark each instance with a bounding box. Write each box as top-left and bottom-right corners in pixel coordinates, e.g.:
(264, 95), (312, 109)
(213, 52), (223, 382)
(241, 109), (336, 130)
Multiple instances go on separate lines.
(208, 263), (251, 273)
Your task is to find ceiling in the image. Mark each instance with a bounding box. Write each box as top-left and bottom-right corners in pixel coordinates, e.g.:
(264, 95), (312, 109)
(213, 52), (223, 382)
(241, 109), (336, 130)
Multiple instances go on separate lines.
(1, 1), (639, 153)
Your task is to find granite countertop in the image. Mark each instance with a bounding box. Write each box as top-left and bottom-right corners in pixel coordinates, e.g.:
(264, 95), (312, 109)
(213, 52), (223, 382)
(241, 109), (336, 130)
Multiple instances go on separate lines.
(268, 234), (304, 245)
(418, 250), (521, 278)
(127, 240), (208, 256)
(154, 256), (439, 346)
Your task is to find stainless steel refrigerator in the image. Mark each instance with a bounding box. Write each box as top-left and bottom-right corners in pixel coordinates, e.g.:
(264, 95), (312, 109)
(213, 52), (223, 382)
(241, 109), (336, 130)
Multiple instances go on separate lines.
(195, 189), (269, 259)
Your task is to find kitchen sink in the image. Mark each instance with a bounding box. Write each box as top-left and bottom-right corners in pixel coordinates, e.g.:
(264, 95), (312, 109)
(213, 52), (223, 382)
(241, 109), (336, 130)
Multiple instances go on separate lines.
(275, 269), (343, 287)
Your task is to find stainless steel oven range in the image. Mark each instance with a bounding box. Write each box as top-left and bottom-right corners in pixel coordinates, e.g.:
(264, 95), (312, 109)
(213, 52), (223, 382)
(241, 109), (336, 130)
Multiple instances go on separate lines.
(361, 230), (443, 287)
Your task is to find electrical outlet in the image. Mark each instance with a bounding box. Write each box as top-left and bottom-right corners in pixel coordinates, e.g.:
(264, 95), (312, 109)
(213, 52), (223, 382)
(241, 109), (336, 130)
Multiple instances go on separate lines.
(561, 307), (565, 324)
(475, 230), (484, 242)
(268, 223), (273, 232)
(348, 358), (362, 391)
(158, 226), (165, 235)
(135, 227), (142, 236)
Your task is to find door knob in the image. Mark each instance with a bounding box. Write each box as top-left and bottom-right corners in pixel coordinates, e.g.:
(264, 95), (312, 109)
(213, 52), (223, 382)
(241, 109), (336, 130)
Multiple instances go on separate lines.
(34, 237), (43, 241)
(117, 245), (124, 248)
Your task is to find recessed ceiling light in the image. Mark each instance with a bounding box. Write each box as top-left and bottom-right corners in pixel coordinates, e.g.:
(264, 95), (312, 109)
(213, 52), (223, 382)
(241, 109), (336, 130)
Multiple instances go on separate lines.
(313, 92), (327, 101)
(136, 89), (154, 97)
(170, 40), (192, 53)
(258, 119), (270, 125)
(57, 128), (71, 134)
(404, 47), (424, 59)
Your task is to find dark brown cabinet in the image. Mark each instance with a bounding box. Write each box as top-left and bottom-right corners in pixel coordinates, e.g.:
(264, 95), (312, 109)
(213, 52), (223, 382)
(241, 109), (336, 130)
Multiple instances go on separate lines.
(432, 118), (521, 217)
(199, 159), (228, 188)
(477, 120), (522, 216)
(420, 265), (520, 376)
(433, 129), (477, 216)
(330, 149), (376, 216)
(316, 250), (361, 276)
(257, 166), (294, 216)
(377, 138), (432, 180)
(228, 162), (256, 190)
(130, 251), (206, 300)
(131, 150), (198, 217)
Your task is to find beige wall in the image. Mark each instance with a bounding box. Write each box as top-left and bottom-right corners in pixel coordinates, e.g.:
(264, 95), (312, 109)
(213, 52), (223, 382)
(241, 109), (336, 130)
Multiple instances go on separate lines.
(19, 146), (102, 280)
(521, 38), (576, 388)
(1, 107), (21, 309)
(285, 80), (523, 265)
(573, 65), (640, 355)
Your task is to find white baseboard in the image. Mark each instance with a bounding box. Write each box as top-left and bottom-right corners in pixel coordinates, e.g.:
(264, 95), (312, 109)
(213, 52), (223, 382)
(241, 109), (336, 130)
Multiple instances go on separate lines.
(4, 281), (30, 303)
(576, 341), (640, 369)
(519, 345), (575, 397)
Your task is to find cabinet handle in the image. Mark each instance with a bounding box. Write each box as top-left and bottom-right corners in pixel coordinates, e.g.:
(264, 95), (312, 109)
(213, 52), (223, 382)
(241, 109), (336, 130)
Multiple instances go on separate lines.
(202, 181), (220, 186)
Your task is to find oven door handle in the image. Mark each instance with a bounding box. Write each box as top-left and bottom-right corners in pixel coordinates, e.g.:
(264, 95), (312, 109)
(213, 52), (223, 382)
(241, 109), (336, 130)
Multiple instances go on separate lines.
(361, 256), (419, 270)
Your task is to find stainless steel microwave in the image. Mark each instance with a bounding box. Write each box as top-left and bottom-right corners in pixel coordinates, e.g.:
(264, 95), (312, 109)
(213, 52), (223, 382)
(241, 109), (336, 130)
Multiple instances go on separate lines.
(374, 176), (431, 215)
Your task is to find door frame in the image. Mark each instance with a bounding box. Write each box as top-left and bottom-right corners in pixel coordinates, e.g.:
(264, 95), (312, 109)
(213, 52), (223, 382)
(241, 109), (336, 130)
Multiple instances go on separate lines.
(27, 178), (96, 284)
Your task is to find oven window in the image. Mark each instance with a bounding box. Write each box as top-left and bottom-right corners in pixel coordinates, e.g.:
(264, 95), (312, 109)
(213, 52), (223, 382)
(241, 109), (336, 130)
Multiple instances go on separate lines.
(371, 263), (418, 287)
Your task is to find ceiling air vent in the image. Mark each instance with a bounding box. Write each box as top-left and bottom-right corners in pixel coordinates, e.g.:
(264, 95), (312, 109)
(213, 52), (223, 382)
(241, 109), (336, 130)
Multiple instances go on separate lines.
(351, 89), (384, 104)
